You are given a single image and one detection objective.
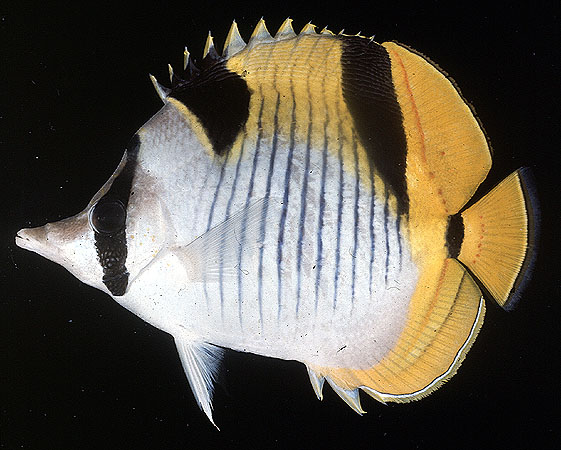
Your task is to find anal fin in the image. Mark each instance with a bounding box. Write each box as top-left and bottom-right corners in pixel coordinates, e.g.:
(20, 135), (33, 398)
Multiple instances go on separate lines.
(174, 338), (224, 428)
(311, 259), (485, 406)
(326, 378), (366, 415)
(306, 366), (325, 401)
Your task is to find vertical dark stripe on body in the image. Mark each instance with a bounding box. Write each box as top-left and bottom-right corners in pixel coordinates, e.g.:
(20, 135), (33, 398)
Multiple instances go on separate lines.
(206, 153), (230, 232)
(333, 122), (345, 310)
(396, 214), (403, 269)
(296, 100), (313, 316)
(276, 89), (296, 320)
(257, 92), (281, 324)
(369, 167), (376, 295)
(204, 152), (229, 312)
(315, 118), (329, 312)
(222, 133), (246, 327)
(384, 187), (390, 285)
(238, 95), (265, 326)
(225, 133), (247, 219)
(93, 135), (140, 296)
(339, 36), (409, 217)
(351, 134), (360, 305)
(257, 92), (280, 327)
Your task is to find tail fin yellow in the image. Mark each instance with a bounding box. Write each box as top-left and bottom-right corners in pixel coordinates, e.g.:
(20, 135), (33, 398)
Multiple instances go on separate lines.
(456, 168), (538, 309)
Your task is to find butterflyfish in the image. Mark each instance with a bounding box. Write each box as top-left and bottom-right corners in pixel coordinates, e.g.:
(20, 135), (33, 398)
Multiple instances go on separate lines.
(15, 18), (538, 427)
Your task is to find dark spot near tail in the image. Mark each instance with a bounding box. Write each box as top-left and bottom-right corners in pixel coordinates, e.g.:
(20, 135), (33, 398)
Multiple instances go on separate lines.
(446, 213), (464, 258)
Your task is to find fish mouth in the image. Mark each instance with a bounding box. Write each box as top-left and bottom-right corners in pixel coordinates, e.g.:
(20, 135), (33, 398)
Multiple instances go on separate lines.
(15, 226), (49, 256)
(15, 228), (38, 251)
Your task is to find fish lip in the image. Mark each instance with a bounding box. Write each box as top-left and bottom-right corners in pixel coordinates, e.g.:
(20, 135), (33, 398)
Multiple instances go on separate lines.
(14, 227), (50, 257)
(15, 229), (33, 251)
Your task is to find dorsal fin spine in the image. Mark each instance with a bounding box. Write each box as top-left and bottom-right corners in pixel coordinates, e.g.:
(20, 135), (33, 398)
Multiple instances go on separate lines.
(223, 20), (246, 58)
(183, 47), (190, 71)
(203, 32), (220, 60)
(247, 17), (273, 49)
(275, 17), (296, 39)
(300, 22), (317, 34)
(167, 64), (174, 84)
(149, 74), (169, 102)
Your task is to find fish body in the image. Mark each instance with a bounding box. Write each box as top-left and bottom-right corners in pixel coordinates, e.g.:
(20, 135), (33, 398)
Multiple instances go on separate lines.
(16, 19), (537, 425)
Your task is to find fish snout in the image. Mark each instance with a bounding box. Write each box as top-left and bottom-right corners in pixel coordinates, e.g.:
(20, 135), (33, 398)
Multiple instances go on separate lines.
(15, 226), (48, 253)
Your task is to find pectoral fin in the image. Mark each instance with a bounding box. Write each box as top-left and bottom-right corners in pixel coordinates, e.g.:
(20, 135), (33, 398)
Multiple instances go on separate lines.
(172, 197), (280, 282)
(174, 338), (224, 428)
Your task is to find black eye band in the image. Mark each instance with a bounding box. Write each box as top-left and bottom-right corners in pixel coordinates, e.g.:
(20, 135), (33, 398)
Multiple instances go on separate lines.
(92, 134), (140, 296)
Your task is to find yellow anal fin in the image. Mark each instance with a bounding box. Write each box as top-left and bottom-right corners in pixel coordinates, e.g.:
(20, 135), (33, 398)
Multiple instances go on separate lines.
(312, 259), (485, 404)
(384, 42), (492, 216)
(458, 169), (538, 309)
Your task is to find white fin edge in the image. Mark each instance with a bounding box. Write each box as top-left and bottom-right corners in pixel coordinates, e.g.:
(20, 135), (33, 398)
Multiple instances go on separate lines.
(307, 366), (325, 400)
(326, 377), (366, 414)
(362, 296), (486, 403)
(172, 197), (280, 282)
(175, 338), (224, 428)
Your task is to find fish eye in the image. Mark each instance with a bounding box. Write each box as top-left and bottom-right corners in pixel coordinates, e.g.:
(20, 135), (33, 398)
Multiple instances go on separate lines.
(89, 199), (126, 235)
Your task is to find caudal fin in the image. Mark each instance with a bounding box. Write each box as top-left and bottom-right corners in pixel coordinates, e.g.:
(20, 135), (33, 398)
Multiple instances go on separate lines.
(457, 168), (538, 309)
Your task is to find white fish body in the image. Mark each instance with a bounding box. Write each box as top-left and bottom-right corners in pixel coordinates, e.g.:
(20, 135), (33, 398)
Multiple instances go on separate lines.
(16, 19), (536, 426)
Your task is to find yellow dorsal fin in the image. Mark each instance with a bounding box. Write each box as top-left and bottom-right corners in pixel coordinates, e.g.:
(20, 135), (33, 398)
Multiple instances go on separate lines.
(384, 41), (492, 216)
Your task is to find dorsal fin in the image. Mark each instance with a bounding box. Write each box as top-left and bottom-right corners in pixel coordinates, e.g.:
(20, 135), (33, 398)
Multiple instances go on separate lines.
(201, 32), (221, 69)
(300, 22), (317, 35)
(149, 74), (170, 101)
(168, 64), (184, 88)
(247, 18), (273, 50)
(223, 20), (246, 58)
(203, 32), (216, 58)
(275, 17), (296, 39)
(182, 47), (200, 80)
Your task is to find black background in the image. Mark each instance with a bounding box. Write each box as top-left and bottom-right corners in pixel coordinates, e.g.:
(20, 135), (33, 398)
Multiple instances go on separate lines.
(2, 2), (559, 449)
